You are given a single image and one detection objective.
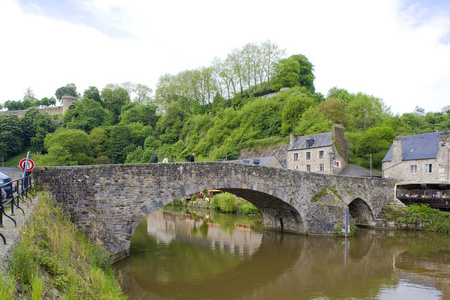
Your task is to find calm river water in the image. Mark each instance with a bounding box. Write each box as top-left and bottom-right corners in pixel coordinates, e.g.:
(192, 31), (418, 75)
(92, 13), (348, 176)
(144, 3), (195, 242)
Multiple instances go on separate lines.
(113, 206), (450, 300)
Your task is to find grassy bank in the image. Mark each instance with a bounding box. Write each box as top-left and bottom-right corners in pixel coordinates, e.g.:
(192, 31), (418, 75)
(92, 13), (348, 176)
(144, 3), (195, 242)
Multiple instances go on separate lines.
(0, 192), (126, 299)
(383, 204), (450, 233)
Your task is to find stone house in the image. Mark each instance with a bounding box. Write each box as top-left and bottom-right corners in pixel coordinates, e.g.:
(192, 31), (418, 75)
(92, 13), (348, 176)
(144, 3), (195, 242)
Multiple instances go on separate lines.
(232, 156), (284, 168)
(382, 131), (450, 182)
(287, 124), (349, 175)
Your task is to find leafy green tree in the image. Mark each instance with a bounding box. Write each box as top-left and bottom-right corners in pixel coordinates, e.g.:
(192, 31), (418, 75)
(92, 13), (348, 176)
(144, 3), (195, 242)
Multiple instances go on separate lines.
(351, 126), (395, 169)
(55, 83), (78, 102)
(281, 93), (315, 135)
(134, 83), (153, 104)
(0, 114), (23, 159)
(293, 107), (333, 136)
(317, 98), (349, 126)
(120, 104), (158, 127)
(290, 54), (315, 92)
(21, 107), (56, 153)
(346, 92), (386, 130)
(83, 86), (102, 105)
(101, 87), (130, 124)
(108, 124), (136, 164)
(41, 129), (93, 166)
(63, 97), (110, 132)
(89, 127), (109, 159)
(271, 58), (300, 91)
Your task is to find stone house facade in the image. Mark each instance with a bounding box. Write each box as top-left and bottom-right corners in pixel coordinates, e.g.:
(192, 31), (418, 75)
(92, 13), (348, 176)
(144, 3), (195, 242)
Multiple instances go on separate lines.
(382, 131), (450, 182)
(287, 124), (349, 175)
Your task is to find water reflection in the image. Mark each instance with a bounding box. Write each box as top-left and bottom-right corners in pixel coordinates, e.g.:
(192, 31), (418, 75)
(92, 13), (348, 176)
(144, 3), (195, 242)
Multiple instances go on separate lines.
(114, 209), (450, 300)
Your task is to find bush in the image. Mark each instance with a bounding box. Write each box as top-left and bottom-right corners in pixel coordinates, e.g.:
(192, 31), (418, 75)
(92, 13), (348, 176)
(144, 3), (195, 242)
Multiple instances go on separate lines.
(236, 201), (259, 214)
(213, 192), (237, 213)
(383, 204), (450, 233)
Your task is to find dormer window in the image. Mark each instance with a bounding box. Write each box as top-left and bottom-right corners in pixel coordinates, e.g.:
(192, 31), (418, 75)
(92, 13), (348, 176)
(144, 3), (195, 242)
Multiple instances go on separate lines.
(306, 139), (315, 147)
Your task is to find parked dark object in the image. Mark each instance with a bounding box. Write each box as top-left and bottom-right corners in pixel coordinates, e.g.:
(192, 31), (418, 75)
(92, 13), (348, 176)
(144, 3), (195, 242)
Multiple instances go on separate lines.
(0, 171), (16, 197)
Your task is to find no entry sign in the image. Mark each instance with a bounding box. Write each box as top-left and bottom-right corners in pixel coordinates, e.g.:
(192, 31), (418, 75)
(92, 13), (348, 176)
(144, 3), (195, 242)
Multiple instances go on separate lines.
(19, 158), (35, 171)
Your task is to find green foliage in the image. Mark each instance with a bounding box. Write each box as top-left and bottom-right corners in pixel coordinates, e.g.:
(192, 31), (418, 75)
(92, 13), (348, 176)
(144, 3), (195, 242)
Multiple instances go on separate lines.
(63, 97), (110, 132)
(55, 83), (78, 101)
(0, 114), (23, 159)
(281, 89), (316, 135)
(383, 204), (450, 233)
(6, 192), (126, 299)
(39, 129), (93, 166)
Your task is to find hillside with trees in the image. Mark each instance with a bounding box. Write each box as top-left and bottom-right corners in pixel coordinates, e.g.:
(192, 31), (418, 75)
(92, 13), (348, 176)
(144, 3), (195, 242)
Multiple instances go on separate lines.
(1, 41), (449, 171)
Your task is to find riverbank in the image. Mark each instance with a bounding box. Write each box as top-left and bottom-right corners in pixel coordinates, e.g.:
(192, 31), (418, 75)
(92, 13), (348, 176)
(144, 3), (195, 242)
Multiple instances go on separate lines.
(383, 204), (450, 233)
(0, 192), (126, 299)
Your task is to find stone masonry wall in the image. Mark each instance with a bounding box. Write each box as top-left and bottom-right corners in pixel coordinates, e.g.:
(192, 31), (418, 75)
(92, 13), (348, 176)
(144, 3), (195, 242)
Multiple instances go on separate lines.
(33, 162), (394, 262)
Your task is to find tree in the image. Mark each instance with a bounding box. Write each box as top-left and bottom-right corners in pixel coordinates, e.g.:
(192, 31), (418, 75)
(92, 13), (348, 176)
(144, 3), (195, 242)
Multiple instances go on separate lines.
(83, 86), (102, 105)
(352, 126), (395, 169)
(281, 92), (315, 135)
(41, 129), (93, 166)
(55, 83), (78, 101)
(89, 127), (109, 161)
(101, 87), (131, 124)
(134, 83), (153, 104)
(21, 107), (56, 153)
(0, 114), (23, 159)
(63, 97), (110, 132)
(108, 124), (136, 164)
(290, 54), (315, 92)
(317, 98), (349, 126)
(120, 104), (158, 127)
(271, 57), (300, 91)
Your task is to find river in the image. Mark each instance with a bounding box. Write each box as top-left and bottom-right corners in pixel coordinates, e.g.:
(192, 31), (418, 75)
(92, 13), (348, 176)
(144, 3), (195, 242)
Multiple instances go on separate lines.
(113, 206), (450, 300)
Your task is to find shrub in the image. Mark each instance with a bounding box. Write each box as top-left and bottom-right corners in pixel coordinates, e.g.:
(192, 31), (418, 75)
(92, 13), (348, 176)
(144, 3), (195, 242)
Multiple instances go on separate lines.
(213, 192), (237, 213)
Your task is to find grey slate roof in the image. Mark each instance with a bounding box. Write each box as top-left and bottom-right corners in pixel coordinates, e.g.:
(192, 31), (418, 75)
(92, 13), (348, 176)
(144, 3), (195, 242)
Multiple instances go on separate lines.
(382, 132), (441, 162)
(232, 156), (279, 167)
(339, 164), (382, 177)
(288, 132), (332, 151)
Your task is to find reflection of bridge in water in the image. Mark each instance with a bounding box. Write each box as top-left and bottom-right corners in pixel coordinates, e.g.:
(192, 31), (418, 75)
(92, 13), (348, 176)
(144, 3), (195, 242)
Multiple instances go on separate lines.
(117, 212), (450, 300)
(146, 210), (262, 256)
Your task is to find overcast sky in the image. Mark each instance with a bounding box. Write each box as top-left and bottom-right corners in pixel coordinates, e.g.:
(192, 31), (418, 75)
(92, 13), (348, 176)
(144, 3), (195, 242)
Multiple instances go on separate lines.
(0, 0), (449, 114)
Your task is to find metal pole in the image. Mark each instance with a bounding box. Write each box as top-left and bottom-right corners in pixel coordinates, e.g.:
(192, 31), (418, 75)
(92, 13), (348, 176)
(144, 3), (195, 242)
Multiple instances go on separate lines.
(345, 209), (348, 237)
(370, 154), (372, 178)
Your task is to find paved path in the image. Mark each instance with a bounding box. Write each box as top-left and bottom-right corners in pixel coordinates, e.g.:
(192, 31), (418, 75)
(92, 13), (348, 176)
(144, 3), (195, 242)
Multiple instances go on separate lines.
(0, 196), (37, 272)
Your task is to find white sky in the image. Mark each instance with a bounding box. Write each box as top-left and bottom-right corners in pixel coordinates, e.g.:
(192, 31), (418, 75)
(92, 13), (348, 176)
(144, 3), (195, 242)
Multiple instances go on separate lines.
(0, 0), (449, 114)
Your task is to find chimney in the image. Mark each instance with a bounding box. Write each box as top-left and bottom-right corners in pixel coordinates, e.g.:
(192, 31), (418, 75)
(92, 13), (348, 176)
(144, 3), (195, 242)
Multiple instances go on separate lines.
(391, 137), (403, 163)
(331, 124), (348, 162)
(290, 133), (296, 145)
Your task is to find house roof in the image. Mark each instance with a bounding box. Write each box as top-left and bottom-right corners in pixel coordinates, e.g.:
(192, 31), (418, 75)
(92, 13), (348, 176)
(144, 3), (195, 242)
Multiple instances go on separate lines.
(288, 132), (332, 151)
(382, 132), (441, 162)
(232, 156), (280, 167)
(339, 164), (382, 177)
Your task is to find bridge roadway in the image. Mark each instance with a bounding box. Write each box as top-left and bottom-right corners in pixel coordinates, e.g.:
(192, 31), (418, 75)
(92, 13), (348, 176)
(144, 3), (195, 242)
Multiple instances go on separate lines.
(33, 162), (395, 262)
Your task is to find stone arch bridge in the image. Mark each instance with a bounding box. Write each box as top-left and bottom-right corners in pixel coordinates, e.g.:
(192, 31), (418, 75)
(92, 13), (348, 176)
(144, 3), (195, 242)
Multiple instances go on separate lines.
(33, 162), (394, 262)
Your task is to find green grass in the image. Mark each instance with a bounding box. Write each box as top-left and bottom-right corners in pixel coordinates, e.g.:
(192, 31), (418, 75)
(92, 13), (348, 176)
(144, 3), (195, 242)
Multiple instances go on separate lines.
(383, 204), (450, 233)
(2, 191), (127, 299)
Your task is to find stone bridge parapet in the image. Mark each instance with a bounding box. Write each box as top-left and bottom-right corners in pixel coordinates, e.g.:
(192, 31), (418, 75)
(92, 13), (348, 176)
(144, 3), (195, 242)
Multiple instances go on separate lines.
(33, 162), (394, 261)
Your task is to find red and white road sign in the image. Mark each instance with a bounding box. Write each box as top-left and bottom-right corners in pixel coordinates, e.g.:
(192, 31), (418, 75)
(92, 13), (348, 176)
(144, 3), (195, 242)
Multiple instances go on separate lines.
(19, 158), (35, 171)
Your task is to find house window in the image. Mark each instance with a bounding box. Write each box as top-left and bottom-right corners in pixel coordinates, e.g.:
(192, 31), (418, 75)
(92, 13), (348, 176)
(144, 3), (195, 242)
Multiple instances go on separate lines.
(294, 153), (298, 161)
(333, 160), (340, 168)
(320, 164), (324, 172)
(294, 165), (298, 170)
(306, 152), (311, 160)
(425, 164), (432, 173)
(306, 139), (315, 147)
(319, 151), (324, 159)
(307, 165), (311, 172)
(411, 165), (417, 174)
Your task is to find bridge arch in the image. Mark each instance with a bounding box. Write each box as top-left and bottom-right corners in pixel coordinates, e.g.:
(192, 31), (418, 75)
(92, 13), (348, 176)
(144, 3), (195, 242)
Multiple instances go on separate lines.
(348, 198), (374, 226)
(33, 162), (394, 261)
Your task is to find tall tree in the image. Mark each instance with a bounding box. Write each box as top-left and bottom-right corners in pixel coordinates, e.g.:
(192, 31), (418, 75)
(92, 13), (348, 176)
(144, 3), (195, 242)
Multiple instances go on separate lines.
(0, 114), (23, 159)
(55, 83), (78, 102)
(101, 87), (131, 124)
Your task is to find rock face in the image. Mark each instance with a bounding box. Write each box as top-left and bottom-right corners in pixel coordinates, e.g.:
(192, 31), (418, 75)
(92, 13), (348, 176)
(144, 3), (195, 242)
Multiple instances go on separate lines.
(33, 162), (394, 262)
